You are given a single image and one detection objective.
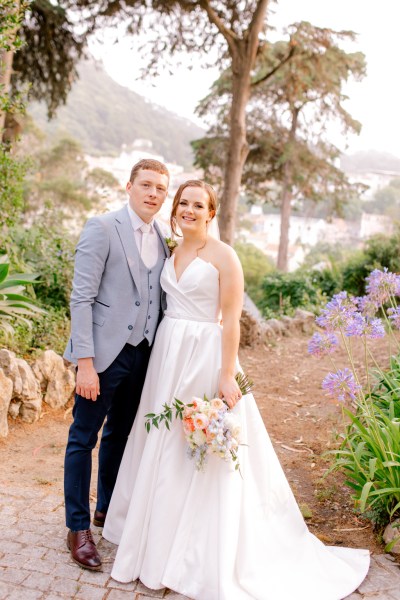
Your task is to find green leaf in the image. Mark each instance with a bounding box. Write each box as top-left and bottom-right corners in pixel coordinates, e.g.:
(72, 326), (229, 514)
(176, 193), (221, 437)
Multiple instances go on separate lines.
(369, 457), (377, 480)
(0, 263), (9, 283)
(0, 273), (40, 289)
(384, 536), (400, 553)
(235, 372), (254, 395)
(359, 481), (374, 512)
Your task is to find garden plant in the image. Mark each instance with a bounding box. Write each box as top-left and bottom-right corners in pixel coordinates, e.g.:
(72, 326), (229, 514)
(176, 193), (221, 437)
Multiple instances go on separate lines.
(309, 268), (400, 534)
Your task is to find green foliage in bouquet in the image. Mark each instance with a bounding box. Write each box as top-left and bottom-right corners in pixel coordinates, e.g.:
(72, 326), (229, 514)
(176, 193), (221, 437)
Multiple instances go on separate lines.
(145, 372), (253, 433)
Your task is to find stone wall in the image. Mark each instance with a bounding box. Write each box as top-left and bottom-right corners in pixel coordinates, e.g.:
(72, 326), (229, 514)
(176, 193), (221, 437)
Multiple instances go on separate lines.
(240, 307), (315, 348)
(0, 349), (76, 437)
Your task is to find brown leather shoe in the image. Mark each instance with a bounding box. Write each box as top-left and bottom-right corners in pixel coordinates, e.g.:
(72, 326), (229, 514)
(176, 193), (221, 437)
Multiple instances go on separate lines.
(93, 510), (107, 527)
(67, 529), (102, 571)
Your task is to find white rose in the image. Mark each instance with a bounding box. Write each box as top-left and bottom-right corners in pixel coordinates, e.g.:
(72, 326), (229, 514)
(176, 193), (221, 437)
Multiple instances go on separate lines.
(192, 429), (207, 446)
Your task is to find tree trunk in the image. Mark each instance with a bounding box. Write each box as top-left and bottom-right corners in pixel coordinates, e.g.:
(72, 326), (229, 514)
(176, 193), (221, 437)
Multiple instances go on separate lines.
(276, 106), (300, 271)
(0, 0), (20, 133)
(0, 50), (14, 132)
(217, 0), (270, 246)
(277, 167), (292, 271)
(219, 59), (251, 245)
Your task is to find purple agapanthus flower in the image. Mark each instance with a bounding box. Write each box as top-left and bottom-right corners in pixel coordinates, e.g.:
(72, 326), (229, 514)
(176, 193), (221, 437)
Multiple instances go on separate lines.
(355, 295), (379, 318)
(365, 268), (400, 306)
(388, 307), (400, 330)
(396, 279), (400, 297)
(364, 317), (386, 339)
(345, 313), (385, 339)
(345, 313), (365, 337)
(316, 291), (358, 332)
(322, 368), (361, 402)
(308, 332), (339, 357)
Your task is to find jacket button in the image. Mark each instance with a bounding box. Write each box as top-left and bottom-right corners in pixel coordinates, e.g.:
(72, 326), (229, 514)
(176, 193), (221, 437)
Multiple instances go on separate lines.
(128, 325), (133, 330)
(150, 285), (153, 289)
(150, 300), (152, 304)
(148, 315), (151, 319)
(135, 301), (140, 306)
(145, 329), (149, 334)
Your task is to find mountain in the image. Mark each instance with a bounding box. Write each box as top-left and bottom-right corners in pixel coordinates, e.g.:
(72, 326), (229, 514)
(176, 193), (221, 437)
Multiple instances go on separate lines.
(341, 150), (400, 174)
(29, 60), (204, 168)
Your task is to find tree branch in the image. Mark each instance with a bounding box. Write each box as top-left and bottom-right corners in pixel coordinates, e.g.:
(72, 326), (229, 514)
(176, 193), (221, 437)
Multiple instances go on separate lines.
(198, 0), (239, 52)
(251, 45), (296, 87)
(247, 0), (269, 51)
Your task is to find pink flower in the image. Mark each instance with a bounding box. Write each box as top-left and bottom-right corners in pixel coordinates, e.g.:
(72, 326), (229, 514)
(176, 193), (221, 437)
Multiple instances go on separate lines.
(210, 398), (225, 410)
(208, 409), (220, 421)
(193, 413), (209, 430)
(191, 397), (205, 410)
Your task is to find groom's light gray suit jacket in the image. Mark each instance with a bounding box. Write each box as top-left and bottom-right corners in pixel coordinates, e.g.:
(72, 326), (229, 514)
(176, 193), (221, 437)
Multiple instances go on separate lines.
(64, 205), (169, 373)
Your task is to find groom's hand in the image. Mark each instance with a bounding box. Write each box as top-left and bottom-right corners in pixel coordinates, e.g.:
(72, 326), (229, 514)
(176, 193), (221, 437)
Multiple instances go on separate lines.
(76, 358), (100, 401)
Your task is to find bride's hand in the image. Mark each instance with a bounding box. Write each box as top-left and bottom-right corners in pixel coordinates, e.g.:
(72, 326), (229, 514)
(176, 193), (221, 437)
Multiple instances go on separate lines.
(219, 375), (242, 409)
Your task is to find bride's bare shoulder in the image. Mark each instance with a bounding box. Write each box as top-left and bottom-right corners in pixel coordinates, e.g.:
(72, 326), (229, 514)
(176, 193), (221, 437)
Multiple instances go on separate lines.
(208, 238), (242, 270)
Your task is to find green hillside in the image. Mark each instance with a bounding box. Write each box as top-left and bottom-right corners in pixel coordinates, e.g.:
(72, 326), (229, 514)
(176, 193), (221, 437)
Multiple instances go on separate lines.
(29, 60), (204, 168)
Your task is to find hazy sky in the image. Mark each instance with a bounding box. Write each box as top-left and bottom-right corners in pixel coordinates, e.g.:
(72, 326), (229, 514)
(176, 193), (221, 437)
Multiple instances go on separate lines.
(90, 0), (400, 157)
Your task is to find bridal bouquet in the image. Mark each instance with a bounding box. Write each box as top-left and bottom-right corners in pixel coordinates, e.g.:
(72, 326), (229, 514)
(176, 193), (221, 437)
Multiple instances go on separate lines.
(145, 373), (252, 473)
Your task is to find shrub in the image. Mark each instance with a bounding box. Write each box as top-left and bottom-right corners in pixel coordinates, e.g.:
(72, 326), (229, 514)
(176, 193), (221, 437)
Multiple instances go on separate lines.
(0, 307), (70, 357)
(235, 242), (275, 305)
(341, 229), (400, 297)
(258, 271), (327, 317)
(4, 216), (75, 311)
(340, 250), (372, 297)
(0, 143), (29, 229)
(309, 266), (343, 299)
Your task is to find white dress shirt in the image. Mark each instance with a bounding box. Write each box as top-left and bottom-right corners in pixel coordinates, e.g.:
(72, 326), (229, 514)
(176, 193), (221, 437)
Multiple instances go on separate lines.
(127, 204), (159, 267)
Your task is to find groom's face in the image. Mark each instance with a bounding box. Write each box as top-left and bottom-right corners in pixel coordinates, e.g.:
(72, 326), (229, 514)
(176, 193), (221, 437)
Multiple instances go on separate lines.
(126, 169), (169, 223)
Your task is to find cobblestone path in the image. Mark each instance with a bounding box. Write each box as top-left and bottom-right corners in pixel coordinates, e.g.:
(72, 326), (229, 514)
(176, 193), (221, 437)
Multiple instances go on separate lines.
(1, 487), (399, 599)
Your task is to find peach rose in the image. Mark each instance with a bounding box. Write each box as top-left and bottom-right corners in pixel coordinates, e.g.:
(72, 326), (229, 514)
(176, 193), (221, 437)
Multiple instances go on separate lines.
(210, 398), (225, 411)
(191, 397), (205, 410)
(183, 417), (195, 434)
(193, 413), (209, 430)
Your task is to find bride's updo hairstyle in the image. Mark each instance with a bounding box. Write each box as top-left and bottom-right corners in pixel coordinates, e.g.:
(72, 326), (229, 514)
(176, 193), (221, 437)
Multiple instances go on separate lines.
(170, 180), (218, 237)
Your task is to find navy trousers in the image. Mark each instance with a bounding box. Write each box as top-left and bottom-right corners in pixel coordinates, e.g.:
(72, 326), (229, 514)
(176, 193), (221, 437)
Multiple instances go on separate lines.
(64, 341), (151, 531)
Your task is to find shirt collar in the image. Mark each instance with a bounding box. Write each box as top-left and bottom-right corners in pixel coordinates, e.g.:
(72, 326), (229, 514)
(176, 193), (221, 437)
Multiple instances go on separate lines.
(127, 203), (154, 232)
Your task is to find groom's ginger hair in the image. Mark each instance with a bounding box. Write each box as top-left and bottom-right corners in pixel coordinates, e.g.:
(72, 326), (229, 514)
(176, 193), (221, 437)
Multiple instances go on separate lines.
(170, 180), (218, 237)
(129, 159), (170, 183)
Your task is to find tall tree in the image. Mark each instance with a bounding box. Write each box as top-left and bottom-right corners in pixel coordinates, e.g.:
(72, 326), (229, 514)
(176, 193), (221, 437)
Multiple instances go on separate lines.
(194, 22), (366, 270)
(40, 0), (285, 245)
(12, 1), (301, 244)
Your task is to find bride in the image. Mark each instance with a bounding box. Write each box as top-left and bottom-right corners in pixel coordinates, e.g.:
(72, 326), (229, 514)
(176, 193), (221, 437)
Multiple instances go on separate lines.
(102, 180), (370, 600)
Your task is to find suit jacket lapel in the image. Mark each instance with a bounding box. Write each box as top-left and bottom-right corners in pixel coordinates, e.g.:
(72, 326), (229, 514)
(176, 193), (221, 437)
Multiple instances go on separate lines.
(154, 221), (170, 257)
(115, 206), (142, 297)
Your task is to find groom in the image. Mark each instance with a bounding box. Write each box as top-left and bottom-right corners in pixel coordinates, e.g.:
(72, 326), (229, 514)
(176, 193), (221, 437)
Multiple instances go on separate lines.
(63, 158), (170, 570)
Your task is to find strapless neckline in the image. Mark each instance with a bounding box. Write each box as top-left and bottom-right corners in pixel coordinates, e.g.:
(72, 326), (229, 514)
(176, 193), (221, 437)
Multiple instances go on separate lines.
(169, 254), (218, 284)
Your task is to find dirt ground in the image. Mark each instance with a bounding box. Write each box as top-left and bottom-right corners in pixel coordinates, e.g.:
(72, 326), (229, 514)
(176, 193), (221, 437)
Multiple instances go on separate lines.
(0, 332), (387, 555)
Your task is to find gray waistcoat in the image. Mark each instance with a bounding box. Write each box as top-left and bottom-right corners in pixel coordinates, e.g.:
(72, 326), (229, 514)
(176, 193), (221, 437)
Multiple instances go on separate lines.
(128, 239), (165, 347)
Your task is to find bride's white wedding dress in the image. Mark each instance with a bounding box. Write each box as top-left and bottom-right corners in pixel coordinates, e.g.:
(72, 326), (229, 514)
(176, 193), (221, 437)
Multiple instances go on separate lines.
(103, 256), (370, 600)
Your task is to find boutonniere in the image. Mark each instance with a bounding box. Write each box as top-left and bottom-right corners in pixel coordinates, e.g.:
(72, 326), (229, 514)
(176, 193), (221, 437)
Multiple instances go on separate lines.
(165, 237), (178, 253)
